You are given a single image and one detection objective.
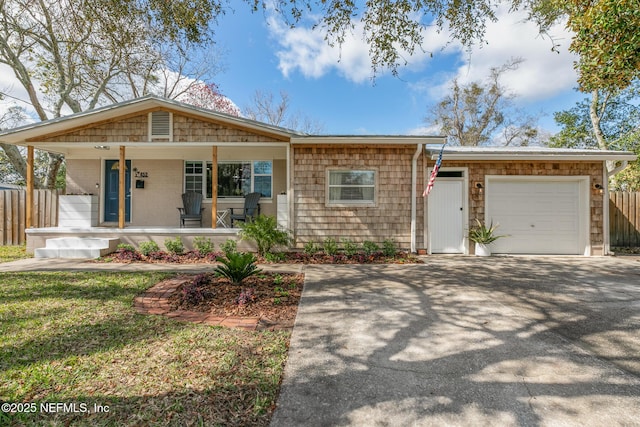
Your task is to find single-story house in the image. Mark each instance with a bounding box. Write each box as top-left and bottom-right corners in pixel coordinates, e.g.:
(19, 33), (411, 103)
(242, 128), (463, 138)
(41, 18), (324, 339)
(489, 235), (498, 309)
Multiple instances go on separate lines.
(0, 95), (635, 257)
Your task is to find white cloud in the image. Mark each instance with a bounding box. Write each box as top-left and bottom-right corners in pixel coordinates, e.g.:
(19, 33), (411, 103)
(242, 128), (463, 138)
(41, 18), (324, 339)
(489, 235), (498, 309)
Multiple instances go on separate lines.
(267, 15), (373, 83)
(267, 12), (450, 83)
(269, 6), (577, 101)
(407, 123), (442, 136)
(0, 63), (38, 120)
(430, 7), (578, 101)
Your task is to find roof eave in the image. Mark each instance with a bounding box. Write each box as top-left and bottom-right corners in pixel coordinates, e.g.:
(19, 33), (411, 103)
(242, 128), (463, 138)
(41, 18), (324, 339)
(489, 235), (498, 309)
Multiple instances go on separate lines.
(432, 153), (638, 161)
(0, 95), (298, 144)
(291, 136), (447, 145)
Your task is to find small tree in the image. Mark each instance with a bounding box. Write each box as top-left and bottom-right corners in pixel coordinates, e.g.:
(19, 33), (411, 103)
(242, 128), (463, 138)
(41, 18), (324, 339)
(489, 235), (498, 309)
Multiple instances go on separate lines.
(238, 215), (290, 257)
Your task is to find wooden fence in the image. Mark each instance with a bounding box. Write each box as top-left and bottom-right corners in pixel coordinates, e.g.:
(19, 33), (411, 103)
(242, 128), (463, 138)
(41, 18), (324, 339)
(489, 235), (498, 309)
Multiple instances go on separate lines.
(610, 191), (640, 247)
(0, 190), (59, 245)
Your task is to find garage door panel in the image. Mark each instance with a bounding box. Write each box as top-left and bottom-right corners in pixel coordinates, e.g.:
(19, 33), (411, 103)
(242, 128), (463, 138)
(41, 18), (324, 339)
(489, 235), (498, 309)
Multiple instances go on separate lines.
(486, 179), (585, 255)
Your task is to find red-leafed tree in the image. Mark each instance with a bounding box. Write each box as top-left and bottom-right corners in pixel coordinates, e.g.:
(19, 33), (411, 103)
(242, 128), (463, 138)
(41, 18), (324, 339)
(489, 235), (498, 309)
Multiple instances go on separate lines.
(179, 82), (240, 116)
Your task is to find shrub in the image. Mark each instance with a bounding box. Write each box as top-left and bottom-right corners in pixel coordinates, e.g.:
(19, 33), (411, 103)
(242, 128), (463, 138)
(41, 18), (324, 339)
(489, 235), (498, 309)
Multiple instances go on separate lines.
(220, 239), (237, 257)
(164, 236), (184, 255)
(341, 238), (359, 257)
(214, 252), (262, 286)
(114, 244), (142, 261)
(263, 252), (286, 263)
(382, 239), (397, 257)
(182, 274), (213, 305)
(304, 240), (319, 255)
(362, 240), (380, 256)
(138, 241), (160, 256)
(239, 215), (290, 257)
(235, 288), (255, 306)
(323, 237), (339, 256)
(193, 236), (215, 255)
(117, 243), (136, 252)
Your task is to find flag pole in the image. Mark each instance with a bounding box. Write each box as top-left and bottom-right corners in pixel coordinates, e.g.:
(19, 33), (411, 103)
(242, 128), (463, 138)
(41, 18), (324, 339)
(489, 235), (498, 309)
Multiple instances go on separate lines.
(423, 143), (446, 197)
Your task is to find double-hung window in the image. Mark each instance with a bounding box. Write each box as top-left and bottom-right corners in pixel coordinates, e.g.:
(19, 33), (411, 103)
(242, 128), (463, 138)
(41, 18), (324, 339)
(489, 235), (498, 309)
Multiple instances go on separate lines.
(184, 160), (272, 199)
(327, 169), (376, 206)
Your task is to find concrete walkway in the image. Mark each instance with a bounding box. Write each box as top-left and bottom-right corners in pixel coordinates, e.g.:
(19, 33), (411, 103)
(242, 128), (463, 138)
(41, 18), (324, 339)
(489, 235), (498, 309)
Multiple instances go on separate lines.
(0, 257), (302, 274)
(271, 257), (640, 426)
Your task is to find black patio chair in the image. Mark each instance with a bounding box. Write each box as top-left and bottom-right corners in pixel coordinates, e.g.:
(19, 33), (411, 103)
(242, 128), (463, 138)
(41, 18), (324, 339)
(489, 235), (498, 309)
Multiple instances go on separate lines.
(177, 192), (204, 227)
(230, 192), (261, 227)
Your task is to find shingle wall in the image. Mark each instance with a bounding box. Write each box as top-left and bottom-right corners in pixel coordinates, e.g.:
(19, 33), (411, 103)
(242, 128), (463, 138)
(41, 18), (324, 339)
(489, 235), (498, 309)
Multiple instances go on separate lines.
(440, 160), (604, 254)
(292, 145), (423, 249)
(37, 112), (283, 143)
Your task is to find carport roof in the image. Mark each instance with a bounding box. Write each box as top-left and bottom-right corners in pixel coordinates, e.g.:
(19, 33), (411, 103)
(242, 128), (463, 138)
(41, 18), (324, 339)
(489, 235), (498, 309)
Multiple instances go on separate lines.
(425, 145), (637, 161)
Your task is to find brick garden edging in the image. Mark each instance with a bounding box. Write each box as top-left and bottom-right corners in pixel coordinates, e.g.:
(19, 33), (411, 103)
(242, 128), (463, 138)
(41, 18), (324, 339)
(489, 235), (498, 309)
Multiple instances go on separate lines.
(134, 277), (259, 331)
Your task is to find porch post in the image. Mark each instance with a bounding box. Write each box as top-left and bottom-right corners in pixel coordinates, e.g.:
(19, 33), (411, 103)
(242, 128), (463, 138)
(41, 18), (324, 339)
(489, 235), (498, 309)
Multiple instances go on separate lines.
(26, 145), (34, 229)
(211, 145), (218, 229)
(118, 145), (125, 229)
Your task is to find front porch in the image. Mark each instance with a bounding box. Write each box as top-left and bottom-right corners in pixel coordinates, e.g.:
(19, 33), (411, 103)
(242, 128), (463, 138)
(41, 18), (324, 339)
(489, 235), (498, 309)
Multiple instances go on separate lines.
(26, 226), (254, 256)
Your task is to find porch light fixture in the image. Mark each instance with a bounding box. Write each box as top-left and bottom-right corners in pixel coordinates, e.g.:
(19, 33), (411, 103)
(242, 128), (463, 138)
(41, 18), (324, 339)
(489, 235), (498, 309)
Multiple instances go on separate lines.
(94, 145), (110, 150)
(475, 182), (484, 194)
(593, 183), (604, 194)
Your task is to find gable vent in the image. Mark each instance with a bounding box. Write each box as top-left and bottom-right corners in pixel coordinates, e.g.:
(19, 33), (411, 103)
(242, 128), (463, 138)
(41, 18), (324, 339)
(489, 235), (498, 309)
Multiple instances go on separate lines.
(149, 111), (172, 141)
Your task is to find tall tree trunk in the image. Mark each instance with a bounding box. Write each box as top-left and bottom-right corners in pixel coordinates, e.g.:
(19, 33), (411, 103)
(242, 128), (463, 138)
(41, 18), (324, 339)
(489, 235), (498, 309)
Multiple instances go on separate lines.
(589, 90), (616, 172)
(0, 143), (30, 184)
(44, 153), (64, 189)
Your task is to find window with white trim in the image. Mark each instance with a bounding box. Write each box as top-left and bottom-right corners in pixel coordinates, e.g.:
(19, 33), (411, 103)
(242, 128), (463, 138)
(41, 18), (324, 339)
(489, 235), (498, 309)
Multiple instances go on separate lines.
(184, 161), (272, 199)
(327, 170), (376, 205)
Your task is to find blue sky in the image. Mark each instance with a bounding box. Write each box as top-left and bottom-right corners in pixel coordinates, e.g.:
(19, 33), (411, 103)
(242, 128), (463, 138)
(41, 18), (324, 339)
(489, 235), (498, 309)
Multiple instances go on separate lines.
(210, 5), (586, 137)
(0, 4), (587, 138)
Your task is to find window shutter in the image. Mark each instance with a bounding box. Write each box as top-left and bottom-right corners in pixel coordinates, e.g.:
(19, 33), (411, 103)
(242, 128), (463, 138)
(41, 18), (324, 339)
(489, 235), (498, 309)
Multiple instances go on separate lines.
(149, 111), (172, 141)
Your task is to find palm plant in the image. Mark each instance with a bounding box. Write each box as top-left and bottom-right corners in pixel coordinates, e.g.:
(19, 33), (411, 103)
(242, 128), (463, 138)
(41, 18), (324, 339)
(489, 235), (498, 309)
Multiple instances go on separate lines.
(468, 219), (506, 244)
(214, 252), (262, 286)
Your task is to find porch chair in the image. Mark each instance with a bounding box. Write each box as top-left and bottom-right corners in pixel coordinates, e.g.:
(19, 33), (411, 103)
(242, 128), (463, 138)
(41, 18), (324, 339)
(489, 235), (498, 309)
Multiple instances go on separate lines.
(230, 192), (261, 227)
(177, 192), (204, 227)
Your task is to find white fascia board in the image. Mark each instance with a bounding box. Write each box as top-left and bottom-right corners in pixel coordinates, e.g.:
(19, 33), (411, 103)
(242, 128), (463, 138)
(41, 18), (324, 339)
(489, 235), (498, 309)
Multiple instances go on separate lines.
(291, 136), (446, 145)
(432, 152), (638, 161)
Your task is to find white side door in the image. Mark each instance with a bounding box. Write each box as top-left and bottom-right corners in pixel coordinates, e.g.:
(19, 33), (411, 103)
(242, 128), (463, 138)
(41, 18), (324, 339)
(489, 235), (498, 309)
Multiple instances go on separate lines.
(428, 179), (465, 253)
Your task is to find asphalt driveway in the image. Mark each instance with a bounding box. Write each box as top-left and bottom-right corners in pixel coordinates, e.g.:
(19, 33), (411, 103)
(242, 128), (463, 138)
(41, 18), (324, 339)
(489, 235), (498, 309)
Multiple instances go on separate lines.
(271, 256), (640, 426)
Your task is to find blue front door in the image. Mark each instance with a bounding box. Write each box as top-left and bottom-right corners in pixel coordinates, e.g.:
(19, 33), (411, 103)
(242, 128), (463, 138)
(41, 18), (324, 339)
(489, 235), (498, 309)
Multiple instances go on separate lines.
(104, 160), (131, 222)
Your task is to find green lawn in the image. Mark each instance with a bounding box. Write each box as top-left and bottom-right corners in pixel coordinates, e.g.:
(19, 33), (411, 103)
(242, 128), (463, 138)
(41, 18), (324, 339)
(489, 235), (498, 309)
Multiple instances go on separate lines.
(0, 272), (290, 426)
(0, 245), (31, 263)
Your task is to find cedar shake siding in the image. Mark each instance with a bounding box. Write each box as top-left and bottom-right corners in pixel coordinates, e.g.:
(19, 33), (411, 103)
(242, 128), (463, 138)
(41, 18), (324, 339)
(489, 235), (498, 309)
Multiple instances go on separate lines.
(293, 145), (424, 249)
(430, 160), (604, 255)
(35, 112), (285, 143)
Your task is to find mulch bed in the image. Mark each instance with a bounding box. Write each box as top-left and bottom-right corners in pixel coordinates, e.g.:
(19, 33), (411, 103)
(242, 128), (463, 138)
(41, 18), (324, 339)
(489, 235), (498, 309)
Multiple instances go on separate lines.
(101, 249), (422, 264)
(169, 272), (304, 329)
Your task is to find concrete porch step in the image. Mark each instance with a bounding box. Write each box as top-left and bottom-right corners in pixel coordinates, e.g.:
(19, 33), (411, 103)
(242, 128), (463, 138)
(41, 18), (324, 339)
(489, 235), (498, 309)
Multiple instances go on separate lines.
(34, 237), (120, 259)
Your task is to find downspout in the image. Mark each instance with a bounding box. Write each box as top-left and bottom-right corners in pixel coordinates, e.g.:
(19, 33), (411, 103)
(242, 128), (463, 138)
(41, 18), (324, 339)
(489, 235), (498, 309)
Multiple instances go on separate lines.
(604, 160), (629, 255)
(608, 161), (629, 177)
(411, 143), (423, 253)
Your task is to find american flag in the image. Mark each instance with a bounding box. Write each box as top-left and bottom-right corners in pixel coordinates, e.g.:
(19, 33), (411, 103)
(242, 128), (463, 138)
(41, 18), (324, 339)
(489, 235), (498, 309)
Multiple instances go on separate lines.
(423, 144), (446, 197)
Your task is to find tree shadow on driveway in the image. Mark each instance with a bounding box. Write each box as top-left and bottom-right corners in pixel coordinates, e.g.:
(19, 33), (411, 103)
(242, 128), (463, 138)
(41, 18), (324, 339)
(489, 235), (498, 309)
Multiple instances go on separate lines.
(272, 257), (640, 426)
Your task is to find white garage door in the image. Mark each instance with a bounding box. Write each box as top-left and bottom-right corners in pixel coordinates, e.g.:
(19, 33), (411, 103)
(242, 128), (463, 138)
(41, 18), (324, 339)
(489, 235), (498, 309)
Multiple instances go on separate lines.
(486, 178), (588, 255)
